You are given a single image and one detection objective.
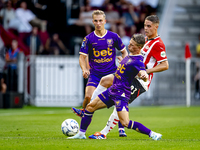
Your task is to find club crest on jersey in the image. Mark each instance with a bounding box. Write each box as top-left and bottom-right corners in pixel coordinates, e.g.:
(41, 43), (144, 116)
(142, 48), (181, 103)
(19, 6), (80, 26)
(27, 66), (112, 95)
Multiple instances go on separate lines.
(160, 51), (166, 58)
(126, 59), (132, 65)
(107, 39), (113, 46)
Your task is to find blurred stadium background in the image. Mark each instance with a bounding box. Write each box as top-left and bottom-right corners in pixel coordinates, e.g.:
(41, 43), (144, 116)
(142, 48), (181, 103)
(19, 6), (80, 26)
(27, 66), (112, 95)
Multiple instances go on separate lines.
(0, 0), (200, 108)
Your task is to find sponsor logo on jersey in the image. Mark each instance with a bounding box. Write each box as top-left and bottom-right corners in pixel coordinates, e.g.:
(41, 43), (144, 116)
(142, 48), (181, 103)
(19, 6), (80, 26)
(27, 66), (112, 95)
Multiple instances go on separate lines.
(83, 37), (86, 41)
(145, 45), (149, 49)
(94, 57), (113, 63)
(160, 51), (166, 58)
(98, 38), (105, 41)
(81, 41), (85, 48)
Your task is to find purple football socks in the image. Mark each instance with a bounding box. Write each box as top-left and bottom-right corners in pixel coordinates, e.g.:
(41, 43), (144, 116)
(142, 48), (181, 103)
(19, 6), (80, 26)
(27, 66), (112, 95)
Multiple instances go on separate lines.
(80, 110), (94, 132)
(128, 120), (151, 136)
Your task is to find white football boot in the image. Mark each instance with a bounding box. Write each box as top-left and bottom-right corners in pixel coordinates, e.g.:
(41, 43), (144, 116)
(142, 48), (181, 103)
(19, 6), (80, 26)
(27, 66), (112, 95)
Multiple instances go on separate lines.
(67, 133), (86, 139)
(150, 131), (162, 141)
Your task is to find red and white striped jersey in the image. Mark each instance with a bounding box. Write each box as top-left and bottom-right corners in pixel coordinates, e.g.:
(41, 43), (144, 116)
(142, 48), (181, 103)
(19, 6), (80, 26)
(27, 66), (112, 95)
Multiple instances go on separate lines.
(138, 36), (168, 90)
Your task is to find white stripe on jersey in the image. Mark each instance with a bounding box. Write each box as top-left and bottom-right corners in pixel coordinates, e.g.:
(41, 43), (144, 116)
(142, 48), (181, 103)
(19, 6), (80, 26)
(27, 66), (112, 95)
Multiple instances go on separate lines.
(120, 47), (126, 52)
(157, 59), (168, 63)
(142, 40), (159, 69)
(141, 41), (150, 63)
(79, 52), (87, 56)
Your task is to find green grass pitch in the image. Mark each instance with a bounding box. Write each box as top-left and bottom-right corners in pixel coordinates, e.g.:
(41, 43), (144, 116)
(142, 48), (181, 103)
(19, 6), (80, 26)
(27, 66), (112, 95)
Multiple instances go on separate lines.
(0, 106), (200, 150)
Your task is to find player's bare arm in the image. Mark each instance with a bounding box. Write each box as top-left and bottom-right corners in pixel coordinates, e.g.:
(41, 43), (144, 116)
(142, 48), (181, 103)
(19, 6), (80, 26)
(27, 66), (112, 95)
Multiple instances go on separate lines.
(117, 56), (123, 63)
(117, 49), (128, 63)
(146, 60), (169, 74)
(79, 54), (90, 79)
(86, 56), (91, 69)
(121, 48), (128, 58)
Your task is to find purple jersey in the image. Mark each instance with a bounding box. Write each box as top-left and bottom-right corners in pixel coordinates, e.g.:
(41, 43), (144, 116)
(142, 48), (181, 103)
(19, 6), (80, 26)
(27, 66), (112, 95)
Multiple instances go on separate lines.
(80, 30), (126, 75)
(109, 55), (145, 99)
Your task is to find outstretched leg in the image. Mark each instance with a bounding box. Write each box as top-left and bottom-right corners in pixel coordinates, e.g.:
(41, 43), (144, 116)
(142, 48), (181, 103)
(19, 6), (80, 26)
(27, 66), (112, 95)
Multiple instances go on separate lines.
(118, 111), (162, 141)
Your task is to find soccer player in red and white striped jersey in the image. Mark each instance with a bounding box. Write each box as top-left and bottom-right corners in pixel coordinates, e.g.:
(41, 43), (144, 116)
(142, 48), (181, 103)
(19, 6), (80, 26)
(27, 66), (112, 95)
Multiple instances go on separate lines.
(138, 33), (168, 91)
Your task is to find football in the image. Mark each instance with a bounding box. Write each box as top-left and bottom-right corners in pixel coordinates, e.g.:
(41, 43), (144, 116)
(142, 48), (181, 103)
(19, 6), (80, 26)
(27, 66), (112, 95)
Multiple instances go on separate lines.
(61, 119), (79, 136)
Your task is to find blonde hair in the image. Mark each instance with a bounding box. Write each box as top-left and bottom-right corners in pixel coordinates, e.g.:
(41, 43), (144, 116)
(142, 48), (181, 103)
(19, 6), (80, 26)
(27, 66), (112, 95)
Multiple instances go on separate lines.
(92, 10), (106, 19)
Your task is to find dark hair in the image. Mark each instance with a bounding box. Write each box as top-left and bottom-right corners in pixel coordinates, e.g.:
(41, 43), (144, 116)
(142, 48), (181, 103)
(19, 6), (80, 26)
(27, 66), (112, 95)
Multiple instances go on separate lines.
(132, 34), (145, 48)
(145, 15), (160, 24)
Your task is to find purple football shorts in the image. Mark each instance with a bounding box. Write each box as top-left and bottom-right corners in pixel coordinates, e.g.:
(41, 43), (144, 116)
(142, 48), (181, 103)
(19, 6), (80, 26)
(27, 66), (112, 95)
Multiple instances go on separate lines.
(86, 73), (105, 88)
(98, 89), (129, 112)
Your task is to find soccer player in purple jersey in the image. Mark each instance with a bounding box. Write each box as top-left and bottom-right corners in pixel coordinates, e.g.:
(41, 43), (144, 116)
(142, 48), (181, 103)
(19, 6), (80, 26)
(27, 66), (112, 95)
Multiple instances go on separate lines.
(72, 10), (128, 116)
(68, 34), (162, 140)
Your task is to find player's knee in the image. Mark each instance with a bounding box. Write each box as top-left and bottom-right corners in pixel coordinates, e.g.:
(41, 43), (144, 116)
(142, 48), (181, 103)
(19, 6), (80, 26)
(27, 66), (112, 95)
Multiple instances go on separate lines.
(100, 75), (113, 88)
(86, 103), (95, 112)
(84, 95), (92, 101)
(119, 119), (129, 127)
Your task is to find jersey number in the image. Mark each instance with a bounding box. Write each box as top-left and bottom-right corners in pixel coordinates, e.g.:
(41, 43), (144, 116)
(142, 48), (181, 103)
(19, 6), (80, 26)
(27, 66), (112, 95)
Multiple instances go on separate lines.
(131, 85), (137, 95)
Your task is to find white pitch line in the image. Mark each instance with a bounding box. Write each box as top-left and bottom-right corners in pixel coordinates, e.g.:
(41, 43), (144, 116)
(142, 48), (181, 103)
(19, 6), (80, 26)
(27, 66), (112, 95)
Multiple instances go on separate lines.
(0, 137), (64, 139)
(0, 110), (72, 116)
(0, 111), (55, 116)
